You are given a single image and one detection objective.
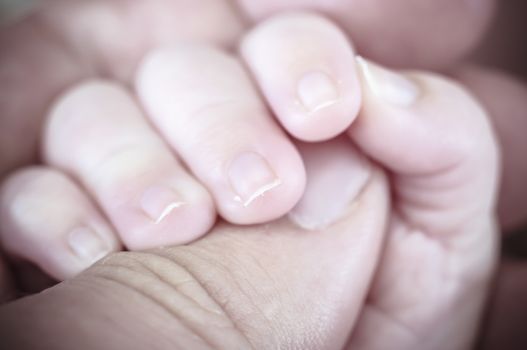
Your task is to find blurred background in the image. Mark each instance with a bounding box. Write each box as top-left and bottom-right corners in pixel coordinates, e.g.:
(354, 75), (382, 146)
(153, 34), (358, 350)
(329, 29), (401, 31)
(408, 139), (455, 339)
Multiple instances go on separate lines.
(0, 0), (35, 23)
(1, 0), (525, 76)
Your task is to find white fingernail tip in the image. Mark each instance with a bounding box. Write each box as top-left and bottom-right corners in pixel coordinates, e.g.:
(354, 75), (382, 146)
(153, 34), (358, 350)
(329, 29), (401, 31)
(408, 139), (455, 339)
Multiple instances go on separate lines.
(153, 201), (185, 224)
(141, 186), (186, 224)
(234, 178), (283, 207)
(297, 71), (340, 114)
(229, 152), (282, 207)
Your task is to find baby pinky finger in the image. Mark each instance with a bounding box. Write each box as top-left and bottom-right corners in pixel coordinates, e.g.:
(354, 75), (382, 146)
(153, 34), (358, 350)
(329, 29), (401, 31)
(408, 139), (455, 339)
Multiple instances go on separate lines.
(0, 167), (121, 281)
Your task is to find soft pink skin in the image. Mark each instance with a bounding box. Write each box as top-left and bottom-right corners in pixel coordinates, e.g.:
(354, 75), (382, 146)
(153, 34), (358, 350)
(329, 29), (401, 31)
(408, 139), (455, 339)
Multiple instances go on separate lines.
(454, 66), (527, 231)
(0, 0), (245, 179)
(0, 48), (309, 279)
(43, 82), (217, 251)
(0, 0), (496, 178)
(0, 58), (499, 349)
(0, 1), (524, 348)
(1, 138), (391, 350)
(135, 46), (307, 224)
(0, 167), (121, 279)
(1, 0), (522, 231)
(241, 13), (362, 142)
(0, 14), (501, 349)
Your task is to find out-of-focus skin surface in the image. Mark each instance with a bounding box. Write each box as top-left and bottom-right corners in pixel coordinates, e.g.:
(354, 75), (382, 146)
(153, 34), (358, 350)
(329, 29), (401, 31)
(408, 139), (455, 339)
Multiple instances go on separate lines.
(463, 0), (527, 232)
(455, 67), (527, 232)
(472, 0), (527, 79)
(460, 3), (527, 349)
(237, 0), (497, 70)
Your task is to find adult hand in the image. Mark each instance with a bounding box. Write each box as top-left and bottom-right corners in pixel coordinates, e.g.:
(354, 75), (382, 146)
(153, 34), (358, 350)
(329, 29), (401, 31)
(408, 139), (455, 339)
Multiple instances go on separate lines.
(0, 137), (391, 350)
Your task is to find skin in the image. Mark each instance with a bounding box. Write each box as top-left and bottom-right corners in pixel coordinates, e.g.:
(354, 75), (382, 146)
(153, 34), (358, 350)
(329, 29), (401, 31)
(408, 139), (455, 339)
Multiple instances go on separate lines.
(0, 0), (497, 177)
(0, 0), (523, 274)
(237, 0), (496, 69)
(0, 34), (499, 348)
(0, 0), (524, 348)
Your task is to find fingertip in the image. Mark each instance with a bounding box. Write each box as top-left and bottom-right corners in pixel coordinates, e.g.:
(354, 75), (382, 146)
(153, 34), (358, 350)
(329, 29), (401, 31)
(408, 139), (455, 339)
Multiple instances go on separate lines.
(352, 56), (497, 174)
(241, 12), (361, 142)
(0, 167), (120, 280)
(217, 134), (307, 225)
(237, 0), (497, 69)
(123, 177), (217, 251)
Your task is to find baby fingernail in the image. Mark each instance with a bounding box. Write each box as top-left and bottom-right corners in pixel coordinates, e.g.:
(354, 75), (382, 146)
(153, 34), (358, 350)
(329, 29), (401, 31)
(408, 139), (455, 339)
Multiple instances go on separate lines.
(68, 227), (110, 265)
(289, 140), (370, 230)
(228, 152), (282, 207)
(297, 71), (339, 113)
(141, 186), (185, 224)
(356, 56), (419, 106)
